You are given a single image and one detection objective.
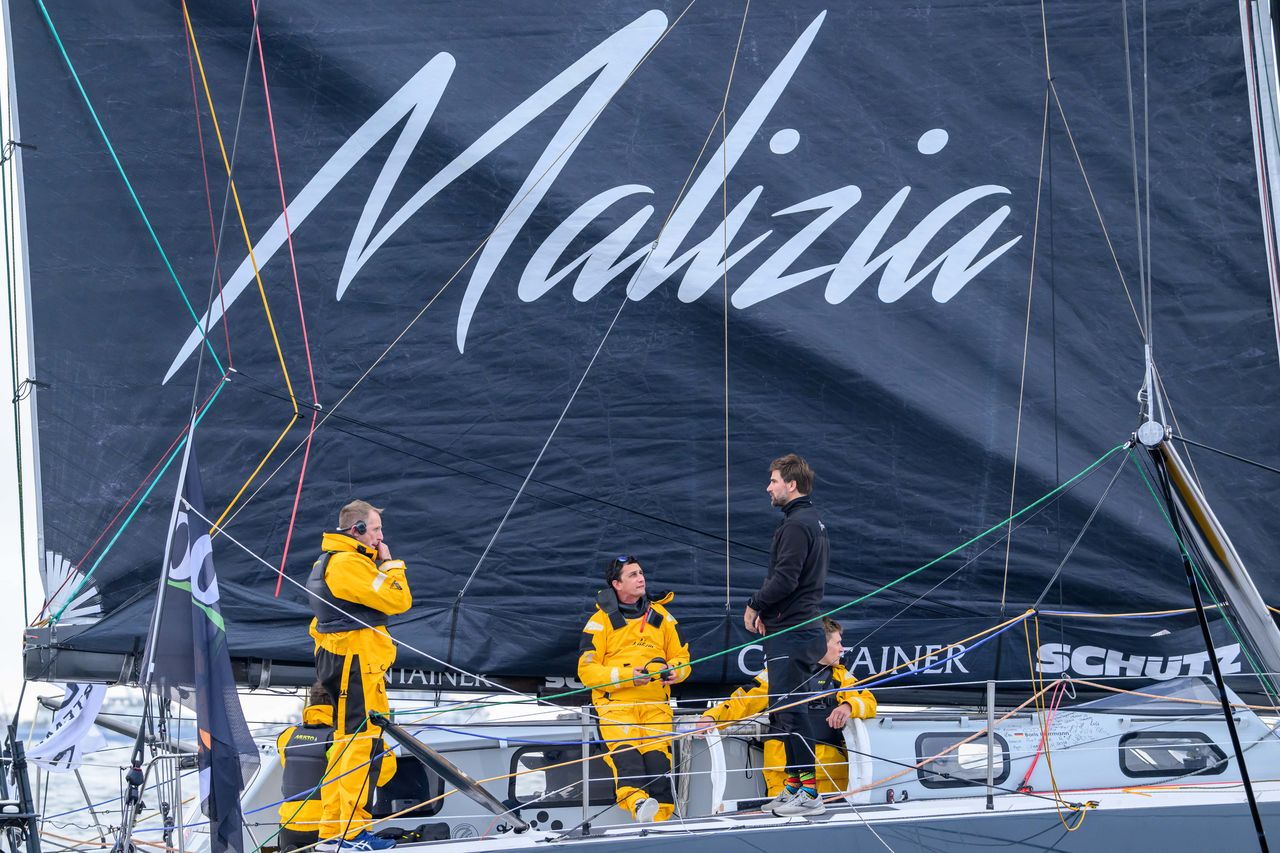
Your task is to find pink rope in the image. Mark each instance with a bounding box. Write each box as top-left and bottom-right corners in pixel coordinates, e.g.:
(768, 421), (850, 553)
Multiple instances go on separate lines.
(248, 0), (319, 596)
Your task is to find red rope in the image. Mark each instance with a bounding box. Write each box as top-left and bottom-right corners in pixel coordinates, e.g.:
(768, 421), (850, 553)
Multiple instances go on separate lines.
(249, 0), (320, 596)
(1018, 678), (1067, 792)
(182, 8), (233, 369)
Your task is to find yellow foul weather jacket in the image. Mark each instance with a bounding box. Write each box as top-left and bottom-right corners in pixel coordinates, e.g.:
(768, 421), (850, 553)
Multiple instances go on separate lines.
(703, 664), (876, 795)
(306, 531), (411, 839)
(577, 589), (691, 703)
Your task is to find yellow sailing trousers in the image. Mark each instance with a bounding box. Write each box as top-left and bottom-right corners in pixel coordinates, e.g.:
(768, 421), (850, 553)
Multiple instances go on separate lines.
(596, 699), (675, 821)
(315, 644), (390, 839)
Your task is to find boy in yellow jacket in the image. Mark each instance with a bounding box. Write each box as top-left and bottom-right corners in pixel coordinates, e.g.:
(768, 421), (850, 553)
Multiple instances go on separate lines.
(307, 501), (412, 852)
(697, 617), (875, 800)
(577, 555), (690, 823)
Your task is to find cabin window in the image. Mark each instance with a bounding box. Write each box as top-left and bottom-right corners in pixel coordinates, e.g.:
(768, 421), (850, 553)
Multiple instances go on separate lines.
(1118, 732), (1227, 779)
(914, 733), (1011, 789)
(371, 755), (444, 818)
(508, 745), (616, 806)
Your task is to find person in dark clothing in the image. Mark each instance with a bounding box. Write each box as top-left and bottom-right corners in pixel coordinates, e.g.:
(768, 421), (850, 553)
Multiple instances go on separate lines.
(743, 453), (831, 817)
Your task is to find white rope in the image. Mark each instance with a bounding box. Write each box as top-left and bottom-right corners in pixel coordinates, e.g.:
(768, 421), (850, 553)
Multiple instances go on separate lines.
(213, 0), (706, 538)
(456, 0), (757, 600)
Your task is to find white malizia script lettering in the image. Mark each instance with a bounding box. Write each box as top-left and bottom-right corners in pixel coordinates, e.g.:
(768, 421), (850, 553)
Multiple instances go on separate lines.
(165, 10), (1021, 382)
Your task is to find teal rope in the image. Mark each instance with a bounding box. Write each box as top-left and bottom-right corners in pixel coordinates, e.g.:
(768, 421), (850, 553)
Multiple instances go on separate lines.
(34, 0), (224, 374)
(51, 380), (227, 621)
(1126, 448), (1280, 704)
(405, 442), (1128, 715)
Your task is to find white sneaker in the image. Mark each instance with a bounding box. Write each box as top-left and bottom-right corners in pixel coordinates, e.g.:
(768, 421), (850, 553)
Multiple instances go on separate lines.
(763, 789), (796, 813)
(315, 840), (341, 853)
(773, 789), (825, 817)
(635, 797), (660, 822)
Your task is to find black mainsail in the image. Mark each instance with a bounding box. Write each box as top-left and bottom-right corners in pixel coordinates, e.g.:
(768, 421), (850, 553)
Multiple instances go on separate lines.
(10, 0), (1280, 699)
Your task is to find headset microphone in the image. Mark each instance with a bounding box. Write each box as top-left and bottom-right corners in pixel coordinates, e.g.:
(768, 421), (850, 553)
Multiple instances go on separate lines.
(340, 520), (368, 536)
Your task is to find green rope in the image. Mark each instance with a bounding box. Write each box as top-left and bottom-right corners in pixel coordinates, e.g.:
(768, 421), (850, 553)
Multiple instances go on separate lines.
(401, 442), (1128, 717)
(34, 0), (224, 374)
(1125, 448), (1280, 704)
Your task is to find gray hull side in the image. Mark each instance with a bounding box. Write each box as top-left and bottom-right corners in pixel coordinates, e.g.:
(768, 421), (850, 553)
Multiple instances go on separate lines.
(550, 800), (1280, 852)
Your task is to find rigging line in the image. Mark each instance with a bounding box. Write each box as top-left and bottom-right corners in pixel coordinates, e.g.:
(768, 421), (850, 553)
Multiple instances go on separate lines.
(720, 0), (751, 612)
(182, 4), (304, 540)
(1023, 618), (1089, 831)
(1120, 0), (1149, 341)
(182, 15), (234, 370)
(847, 458), (1108, 650)
(208, 0), (706, 542)
(31, 0), (224, 374)
(209, 456), (1108, 729)
(1030, 452), (1128, 610)
(321, 419), (776, 569)
(49, 379), (230, 622)
(231, 368), (775, 555)
(34, 385), (220, 622)
(1128, 446), (1280, 706)
(454, 9), (753, 601)
(1141, 0), (1151, 342)
(999, 83), (1051, 611)
(422, 445), (1130, 718)
(247, 0), (320, 596)
(1127, 448), (1280, 710)
(0, 79), (28, 627)
(1171, 434), (1280, 478)
(181, 500), (597, 721)
(1047, 80), (1147, 341)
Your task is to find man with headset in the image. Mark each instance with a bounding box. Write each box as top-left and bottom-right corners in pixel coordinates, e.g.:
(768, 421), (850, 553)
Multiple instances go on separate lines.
(577, 555), (690, 823)
(308, 500), (412, 851)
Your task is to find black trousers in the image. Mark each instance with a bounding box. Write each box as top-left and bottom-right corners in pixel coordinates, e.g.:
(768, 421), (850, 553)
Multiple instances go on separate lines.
(278, 826), (318, 852)
(763, 624), (828, 775)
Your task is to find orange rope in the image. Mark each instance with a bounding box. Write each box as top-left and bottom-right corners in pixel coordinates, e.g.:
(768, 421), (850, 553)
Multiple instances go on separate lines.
(182, 2), (300, 536)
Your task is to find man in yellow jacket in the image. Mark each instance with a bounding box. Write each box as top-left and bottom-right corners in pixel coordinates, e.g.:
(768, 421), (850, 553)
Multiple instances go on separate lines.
(276, 684), (398, 852)
(577, 555), (690, 823)
(307, 500), (412, 852)
(697, 618), (875, 803)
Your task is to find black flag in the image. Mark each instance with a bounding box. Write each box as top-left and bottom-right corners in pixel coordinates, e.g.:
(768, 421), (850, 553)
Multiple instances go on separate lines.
(142, 438), (259, 853)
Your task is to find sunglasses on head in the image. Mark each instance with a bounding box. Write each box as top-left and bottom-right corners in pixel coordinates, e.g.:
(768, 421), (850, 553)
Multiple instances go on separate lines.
(608, 554), (639, 581)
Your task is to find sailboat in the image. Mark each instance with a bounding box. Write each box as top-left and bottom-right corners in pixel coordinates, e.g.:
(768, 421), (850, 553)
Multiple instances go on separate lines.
(6, 0), (1280, 850)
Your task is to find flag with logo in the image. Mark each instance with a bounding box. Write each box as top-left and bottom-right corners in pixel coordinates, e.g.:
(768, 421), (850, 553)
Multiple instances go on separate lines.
(141, 437), (259, 853)
(27, 682), (107, 771)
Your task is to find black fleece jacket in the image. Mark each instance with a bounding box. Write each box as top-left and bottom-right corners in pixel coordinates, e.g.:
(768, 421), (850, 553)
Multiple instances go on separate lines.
(747, 496), (829, 630)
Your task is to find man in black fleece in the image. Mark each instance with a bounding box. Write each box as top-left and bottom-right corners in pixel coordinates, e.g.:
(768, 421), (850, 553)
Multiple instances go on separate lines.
(743, 453), (831, 816)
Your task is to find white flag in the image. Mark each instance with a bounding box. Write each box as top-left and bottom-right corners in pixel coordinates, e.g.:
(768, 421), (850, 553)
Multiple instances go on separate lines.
(28, 683), (107, 771)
